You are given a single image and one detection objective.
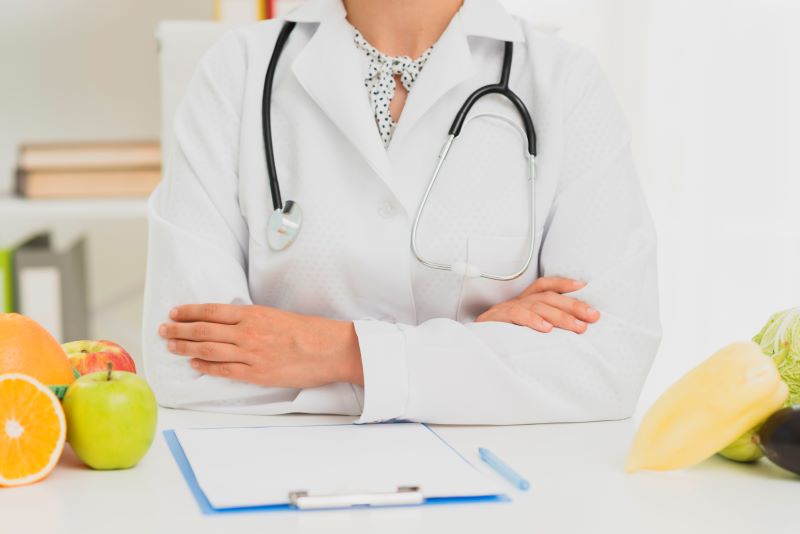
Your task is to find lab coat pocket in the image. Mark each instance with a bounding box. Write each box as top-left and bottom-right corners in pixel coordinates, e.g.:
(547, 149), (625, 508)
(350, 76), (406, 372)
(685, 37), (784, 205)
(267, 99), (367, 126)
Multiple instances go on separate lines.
(458, 235), (532, 322)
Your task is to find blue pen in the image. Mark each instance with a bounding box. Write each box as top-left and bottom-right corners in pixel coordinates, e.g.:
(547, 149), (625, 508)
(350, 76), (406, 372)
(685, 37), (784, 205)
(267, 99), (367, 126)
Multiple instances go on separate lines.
(478, 447), (530, 491)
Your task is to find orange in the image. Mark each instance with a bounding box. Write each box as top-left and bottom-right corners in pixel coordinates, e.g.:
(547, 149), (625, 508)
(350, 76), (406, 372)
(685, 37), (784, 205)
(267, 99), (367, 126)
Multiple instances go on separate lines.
(0, 313), (75, 396)
(0, 373), (67, 486)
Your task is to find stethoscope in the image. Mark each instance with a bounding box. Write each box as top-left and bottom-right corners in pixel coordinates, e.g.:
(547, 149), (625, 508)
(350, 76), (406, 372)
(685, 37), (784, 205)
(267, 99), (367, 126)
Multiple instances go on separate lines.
(263, 21), (538, 281)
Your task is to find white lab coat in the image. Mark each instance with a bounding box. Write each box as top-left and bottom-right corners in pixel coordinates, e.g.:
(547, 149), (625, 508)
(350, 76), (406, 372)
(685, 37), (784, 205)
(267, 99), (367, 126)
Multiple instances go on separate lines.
(143, 0), (661, 424)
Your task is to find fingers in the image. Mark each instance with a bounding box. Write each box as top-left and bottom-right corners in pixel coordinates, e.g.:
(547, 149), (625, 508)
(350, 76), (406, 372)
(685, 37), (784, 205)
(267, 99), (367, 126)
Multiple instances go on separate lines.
(163, 304), (257, 382)
(159, 321), (241, 345)
(522, 276), (585, 297)
(509, 306), (553, 332)
(529, 302), (590, 334)
(477, 295), (599, 334)
(190, 359), (251, 380)
(477, 305), (554, 333)
(170, 303), (244, 325)
(537, 292), (601, 324)
(167, 339), (244, 362)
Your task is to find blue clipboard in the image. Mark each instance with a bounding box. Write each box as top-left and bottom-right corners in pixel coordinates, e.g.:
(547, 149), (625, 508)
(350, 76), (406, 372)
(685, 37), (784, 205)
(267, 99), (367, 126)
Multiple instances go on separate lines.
(164, 426), (509, 515)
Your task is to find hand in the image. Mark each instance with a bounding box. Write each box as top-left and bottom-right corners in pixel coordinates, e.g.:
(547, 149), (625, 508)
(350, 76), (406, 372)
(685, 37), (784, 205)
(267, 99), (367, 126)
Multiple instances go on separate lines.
(476, 277), (600, 334)
(158, 304), (364, 388)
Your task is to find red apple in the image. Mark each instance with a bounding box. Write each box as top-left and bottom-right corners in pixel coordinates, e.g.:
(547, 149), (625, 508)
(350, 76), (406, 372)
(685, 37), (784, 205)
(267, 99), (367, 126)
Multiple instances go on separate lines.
(62, 340), (136, 376)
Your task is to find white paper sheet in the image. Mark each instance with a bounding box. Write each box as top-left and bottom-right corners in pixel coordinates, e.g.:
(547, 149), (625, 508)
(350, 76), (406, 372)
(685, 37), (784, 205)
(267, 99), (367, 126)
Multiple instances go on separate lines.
(174, 423), (503, 509)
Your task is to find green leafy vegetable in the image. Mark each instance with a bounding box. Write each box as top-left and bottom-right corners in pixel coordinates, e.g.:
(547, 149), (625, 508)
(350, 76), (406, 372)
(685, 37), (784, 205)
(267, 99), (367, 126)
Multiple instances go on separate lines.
(753, 307), (800, 405)
(719, 307), (800, 463)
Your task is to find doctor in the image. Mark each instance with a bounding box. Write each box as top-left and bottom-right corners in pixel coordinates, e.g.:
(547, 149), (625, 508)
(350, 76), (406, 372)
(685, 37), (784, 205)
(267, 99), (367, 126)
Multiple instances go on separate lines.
(144, 0), (661, 424)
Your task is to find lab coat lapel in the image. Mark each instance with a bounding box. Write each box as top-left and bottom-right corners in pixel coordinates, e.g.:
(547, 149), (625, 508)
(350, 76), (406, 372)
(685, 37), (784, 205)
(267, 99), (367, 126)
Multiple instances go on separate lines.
(390, 0), (526, 148)
(290, 13), (393, 193)
(389, 12), (474, 149)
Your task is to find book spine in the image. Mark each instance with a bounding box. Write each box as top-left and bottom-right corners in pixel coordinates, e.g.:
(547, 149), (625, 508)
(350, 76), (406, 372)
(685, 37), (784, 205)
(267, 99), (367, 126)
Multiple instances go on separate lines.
(14, 168), (26, 197)
(213, 0), (264, 22)
(12, 233), (87, 342)
(0, 248), (14, 313)
(59, 238), (89, 342)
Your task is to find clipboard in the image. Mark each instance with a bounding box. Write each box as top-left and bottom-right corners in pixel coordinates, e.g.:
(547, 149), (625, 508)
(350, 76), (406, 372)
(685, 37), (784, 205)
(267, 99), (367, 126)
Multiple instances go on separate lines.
(164, 423), (509, 514)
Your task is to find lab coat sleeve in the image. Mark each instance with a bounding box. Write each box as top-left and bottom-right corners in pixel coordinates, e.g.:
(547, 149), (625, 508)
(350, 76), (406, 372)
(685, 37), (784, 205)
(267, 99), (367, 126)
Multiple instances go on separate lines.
(143, 32), (296, 409)
(354, 51), (662, 425)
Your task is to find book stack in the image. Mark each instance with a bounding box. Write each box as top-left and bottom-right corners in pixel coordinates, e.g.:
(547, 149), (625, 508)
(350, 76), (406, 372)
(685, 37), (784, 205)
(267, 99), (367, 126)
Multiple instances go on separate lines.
(213, 0), (268, 22)
(15, 141), (161, 199)
(271, 0), (307, 18)
(212, 0), (306, 22)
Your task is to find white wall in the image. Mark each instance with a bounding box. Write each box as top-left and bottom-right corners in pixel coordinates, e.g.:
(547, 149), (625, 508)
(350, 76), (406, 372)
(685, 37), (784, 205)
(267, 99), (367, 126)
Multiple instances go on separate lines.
(507, 0), (800, 413)
(637, 0), (800, 410)
(0, 0), (213, 369)
(0, 0), (213, 193)
(501, 0), (651, 173)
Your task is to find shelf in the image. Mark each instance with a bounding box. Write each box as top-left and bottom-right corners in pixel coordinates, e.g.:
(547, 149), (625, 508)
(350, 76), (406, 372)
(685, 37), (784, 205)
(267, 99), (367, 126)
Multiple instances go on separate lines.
(0, 196), (148, 220)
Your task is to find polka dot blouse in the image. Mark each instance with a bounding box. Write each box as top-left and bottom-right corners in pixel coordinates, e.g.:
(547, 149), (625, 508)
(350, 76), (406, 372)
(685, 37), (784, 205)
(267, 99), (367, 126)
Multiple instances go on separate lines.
(353, 29), (434, 147)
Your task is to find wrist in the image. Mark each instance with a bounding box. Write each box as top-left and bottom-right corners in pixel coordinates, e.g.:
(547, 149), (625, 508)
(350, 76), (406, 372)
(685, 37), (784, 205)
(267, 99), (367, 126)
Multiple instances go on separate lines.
(329, 320), (364, 385)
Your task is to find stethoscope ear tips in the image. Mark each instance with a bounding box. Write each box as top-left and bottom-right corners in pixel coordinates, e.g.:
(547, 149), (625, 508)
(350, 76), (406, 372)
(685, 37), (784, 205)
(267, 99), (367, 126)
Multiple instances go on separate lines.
(267, 200), (302, 251)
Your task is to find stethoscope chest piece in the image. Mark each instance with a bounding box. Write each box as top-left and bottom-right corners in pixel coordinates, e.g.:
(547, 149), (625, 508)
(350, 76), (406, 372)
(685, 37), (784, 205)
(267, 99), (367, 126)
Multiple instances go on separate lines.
(267, 200), (302, 251)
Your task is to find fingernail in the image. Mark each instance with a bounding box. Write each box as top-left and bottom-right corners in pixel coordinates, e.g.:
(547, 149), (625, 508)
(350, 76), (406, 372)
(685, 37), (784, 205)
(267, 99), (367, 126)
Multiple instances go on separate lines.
(575, 319), (586, 329)
(158, 324), (167, 337)
(167, 340), (176, 352)
(191, 359), (200, 368)
(542, 320), (553, 329)
(587, 307), (599, 318)
(170, 307), (178, 319)
(574, 280), (586, 287)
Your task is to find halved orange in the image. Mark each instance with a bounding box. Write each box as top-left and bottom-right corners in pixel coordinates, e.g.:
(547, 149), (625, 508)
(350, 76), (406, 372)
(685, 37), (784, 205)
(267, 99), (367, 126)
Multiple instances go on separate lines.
(0, 373), (66, 487)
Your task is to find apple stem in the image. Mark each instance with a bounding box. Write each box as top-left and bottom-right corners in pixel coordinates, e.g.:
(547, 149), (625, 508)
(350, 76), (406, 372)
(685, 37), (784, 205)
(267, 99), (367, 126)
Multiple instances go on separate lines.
(107, 362), (112, 381)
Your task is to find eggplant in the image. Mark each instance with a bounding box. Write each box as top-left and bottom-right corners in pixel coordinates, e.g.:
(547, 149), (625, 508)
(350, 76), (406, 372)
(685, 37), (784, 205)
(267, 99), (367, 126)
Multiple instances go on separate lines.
(756, 406), (800, 476)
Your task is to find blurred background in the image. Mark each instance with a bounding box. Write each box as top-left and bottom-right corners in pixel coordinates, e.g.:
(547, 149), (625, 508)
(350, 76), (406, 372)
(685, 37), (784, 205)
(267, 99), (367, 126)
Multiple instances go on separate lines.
(0, 0), (798, 414)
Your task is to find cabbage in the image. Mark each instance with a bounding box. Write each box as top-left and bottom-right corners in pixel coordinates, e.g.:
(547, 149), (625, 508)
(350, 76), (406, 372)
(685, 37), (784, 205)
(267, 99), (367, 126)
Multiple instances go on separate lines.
(752, 307), (800, 404)
(719, 307), (800, 463)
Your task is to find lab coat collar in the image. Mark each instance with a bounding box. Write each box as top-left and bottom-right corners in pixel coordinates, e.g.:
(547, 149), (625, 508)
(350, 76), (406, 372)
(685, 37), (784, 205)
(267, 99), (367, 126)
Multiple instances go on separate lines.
(285, 0), (524, 44)
(285, 0), (523, 214)
(290, 12), (394, 200)
(387, 13), (474, 150)
(460, 0), (525, 42)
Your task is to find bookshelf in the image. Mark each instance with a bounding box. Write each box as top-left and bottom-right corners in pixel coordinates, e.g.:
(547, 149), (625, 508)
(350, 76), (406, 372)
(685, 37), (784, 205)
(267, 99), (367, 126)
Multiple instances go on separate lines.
(0, 196), (148, 221)
(0, 196), (148, 247)
(0, 196), (148, 369)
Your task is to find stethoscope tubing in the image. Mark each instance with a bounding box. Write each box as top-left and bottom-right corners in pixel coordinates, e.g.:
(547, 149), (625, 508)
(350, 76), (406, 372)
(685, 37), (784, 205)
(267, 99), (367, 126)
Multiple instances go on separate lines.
(448, 41), (537, 157)
(411, 40), (538, 281)
(262, 20), (297, 211)
(411, 114), (536, 281)
(262, 22), (538, 281)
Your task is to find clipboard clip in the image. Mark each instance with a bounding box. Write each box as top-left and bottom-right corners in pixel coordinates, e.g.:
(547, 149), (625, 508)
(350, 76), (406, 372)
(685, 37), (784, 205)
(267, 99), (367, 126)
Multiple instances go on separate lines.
(288, 486), (424, 510)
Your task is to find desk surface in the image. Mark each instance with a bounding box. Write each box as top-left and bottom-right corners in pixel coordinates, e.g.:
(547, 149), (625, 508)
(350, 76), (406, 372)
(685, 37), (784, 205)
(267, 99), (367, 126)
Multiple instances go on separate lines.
(5, 408), (796, 534)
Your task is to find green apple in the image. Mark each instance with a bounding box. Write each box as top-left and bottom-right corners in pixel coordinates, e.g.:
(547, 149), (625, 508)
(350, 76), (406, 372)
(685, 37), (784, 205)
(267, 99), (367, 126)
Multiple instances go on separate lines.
(62, 368), (157, 470)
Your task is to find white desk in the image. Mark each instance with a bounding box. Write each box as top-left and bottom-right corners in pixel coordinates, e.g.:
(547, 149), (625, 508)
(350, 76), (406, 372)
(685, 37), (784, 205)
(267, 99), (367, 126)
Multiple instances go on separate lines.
(5, 408), (796, 534)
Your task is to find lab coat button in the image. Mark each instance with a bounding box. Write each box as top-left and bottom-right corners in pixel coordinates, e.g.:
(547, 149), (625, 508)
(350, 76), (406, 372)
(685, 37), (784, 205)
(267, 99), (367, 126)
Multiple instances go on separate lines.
(378, 201), (395, 218)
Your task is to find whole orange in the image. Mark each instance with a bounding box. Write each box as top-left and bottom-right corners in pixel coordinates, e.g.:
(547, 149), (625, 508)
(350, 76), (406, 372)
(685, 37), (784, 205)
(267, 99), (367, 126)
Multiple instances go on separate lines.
(0, 313), (75, 390)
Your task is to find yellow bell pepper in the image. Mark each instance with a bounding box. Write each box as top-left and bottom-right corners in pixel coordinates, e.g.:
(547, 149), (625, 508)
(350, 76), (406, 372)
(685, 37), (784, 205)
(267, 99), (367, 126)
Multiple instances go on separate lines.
(626, 341), (788, 472)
